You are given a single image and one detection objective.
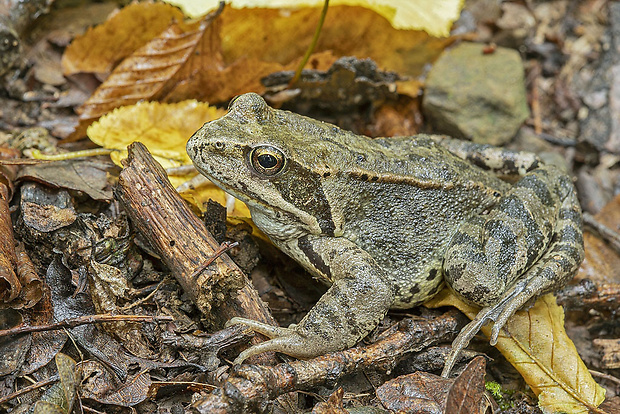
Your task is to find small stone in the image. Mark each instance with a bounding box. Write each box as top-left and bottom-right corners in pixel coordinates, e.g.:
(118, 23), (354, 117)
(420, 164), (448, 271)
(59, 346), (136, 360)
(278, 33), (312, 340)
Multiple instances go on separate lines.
(423, 42), (529, 145)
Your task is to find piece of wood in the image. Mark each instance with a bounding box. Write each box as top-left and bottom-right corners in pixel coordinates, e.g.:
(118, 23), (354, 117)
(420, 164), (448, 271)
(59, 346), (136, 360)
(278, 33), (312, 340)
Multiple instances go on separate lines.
(190, 310), (465, 413)
(115, 142), (278, 364)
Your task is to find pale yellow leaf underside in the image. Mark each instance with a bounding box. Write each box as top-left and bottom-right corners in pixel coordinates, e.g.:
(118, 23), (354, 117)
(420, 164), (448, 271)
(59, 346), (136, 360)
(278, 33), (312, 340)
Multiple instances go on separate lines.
(426, 291), (606, 413)
(164, 0), (463, 37)
(87, 100), (224, 169)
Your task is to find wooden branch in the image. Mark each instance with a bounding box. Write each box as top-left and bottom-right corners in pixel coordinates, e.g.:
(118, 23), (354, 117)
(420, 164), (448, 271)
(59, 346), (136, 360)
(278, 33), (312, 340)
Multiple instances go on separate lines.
(115, 142), (279, 364)
(189, 310), (465, 413)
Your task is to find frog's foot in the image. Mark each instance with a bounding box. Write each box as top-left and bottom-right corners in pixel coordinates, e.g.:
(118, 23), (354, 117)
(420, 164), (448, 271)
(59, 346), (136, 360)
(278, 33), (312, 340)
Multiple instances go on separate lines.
(441, 264), (573, 378)
(440, 280), (530, 378)
(226, 317), (326, 365)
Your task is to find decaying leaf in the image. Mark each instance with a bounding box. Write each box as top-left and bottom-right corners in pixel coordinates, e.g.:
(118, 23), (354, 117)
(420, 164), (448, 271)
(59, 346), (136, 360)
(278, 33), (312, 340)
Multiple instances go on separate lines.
(62, 2), (185, 76)
(445, 356), (493, 414)
(578, 194), (620, 284)
(0, 309), (30, 376)
(17, 160), (115, 202)
(75, 6), (225, 135)
(376, 370), (450, 413)
(80, 360), (151, 407)
(67, 3), (453, 138)
(312, 387), (348, 413)
(33, 353), (79, 414)
(426, 291), (606, 413)
(165, 0), (464, 37)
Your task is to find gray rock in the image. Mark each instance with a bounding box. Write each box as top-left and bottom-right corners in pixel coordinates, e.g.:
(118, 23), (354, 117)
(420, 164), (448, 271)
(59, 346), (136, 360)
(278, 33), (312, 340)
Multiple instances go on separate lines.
(578, 2), (620, 154)
(423, 42), (529, 145)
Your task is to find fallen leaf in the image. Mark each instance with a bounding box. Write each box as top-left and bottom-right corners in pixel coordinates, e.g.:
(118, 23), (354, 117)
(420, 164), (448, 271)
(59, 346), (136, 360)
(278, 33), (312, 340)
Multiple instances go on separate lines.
(376, 370), (450, 413)
(426, 291), (606, 413)
(62, 2), (185, 76)
(74, 6), (225, 136)
(17, 160), (115, 201)
(312, 387), (347, 413)
(87, 100), (224, 170)
(577, 194), (620, 285)
(33, 353), (79, 414)
(80, 360), (152, 407)
(218, 6), (453, 78)
(166, 0), (463, 37)
(445, 356), (492, 414)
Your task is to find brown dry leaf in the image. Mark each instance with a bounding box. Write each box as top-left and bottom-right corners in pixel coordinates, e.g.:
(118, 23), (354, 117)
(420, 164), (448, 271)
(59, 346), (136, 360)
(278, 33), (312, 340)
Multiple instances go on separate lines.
(376, 371), (450, 413)
(0, 185), (19, 303)
(11, 243), (44, 309)
(17, 160), (114, 202)
(312, 387), (347, 414)
(62, 2), (185, 76)
(79, 360), (151, 407)
(445, 356), (492, 414)
(74, 6), (225, 137)
(577, 194), (620, 284)
(70, 4), (452, 138)
(426, 291), (606, 413)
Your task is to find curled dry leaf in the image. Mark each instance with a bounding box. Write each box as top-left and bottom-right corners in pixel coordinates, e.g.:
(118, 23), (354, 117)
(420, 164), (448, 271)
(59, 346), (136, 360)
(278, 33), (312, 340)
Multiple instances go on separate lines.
(445, 356), (493, 414)
(376, 371), (450, 413)
(62, 1), (185, 76)
(74, 6), (225, 136)
(426, 291), (606, 413)
(79, 360), (151, 407)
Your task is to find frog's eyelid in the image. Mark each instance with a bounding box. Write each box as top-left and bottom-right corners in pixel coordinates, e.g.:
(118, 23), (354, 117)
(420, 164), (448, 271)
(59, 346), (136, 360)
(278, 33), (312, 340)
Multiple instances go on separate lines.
(228, 95), (240, 110)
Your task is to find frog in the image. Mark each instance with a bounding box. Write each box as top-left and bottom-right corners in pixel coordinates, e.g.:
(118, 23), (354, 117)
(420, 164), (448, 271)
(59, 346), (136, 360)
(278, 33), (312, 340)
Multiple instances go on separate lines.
(186, 93), (584, 376)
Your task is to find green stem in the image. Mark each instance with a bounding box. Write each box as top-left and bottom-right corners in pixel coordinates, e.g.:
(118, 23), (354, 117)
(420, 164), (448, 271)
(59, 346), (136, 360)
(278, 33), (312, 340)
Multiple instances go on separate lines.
(290, 0), (329, 86)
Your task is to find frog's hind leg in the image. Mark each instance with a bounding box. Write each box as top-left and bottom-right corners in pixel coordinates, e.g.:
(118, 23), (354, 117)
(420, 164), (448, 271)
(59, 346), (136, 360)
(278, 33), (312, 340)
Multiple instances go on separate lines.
(441, 167), (584, 377)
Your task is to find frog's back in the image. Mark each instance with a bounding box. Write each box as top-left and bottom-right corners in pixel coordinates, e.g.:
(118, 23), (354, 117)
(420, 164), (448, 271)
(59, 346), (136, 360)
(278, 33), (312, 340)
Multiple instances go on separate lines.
(315, 132), (507, 308)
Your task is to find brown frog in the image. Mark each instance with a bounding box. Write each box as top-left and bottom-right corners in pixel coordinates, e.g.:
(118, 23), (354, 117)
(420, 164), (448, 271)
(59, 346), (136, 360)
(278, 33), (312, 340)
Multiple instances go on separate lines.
(186, 93), (584, 375)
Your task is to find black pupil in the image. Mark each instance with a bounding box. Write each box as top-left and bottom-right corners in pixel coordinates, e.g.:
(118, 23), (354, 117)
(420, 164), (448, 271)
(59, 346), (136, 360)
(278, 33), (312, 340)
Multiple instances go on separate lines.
(258, 153), (277, 168)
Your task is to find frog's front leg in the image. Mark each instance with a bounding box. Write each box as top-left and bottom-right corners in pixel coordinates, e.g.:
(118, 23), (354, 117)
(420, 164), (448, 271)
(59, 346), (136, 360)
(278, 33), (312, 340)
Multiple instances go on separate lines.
(228, 237), (395, 364)
(441, 165), (584, 376)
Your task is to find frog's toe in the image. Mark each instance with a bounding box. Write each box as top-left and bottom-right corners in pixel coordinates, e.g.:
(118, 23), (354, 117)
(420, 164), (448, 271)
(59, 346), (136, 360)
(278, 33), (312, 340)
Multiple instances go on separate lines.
(442, 279), (538, 376)
(226, 317), (292, 338)
(227, 318), (335, 364)
(441, 307), (497, 377)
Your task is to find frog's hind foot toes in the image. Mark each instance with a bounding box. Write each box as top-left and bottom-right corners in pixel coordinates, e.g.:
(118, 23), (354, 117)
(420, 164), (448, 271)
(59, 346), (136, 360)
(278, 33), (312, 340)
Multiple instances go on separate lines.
(227, 317), (331, 364)
(441, 305), (498, 378)
(226, 317), (292, 338)
(441, 279), (539, 377)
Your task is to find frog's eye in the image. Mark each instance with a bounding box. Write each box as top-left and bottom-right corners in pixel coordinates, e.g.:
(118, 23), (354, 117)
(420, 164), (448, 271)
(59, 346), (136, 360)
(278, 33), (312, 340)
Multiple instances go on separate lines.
(249, 145), (285, 176)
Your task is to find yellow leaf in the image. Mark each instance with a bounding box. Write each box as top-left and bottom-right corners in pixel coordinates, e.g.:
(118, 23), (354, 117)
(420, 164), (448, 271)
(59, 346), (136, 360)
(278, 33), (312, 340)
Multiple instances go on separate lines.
(426, 290), (606, 413)
(87, 100), (225, 169)
(165, 0), (463, 37)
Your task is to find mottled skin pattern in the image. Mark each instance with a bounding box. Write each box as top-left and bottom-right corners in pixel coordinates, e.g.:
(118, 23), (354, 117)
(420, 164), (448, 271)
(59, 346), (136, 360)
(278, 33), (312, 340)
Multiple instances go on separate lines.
(186, 93), (584, 375)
